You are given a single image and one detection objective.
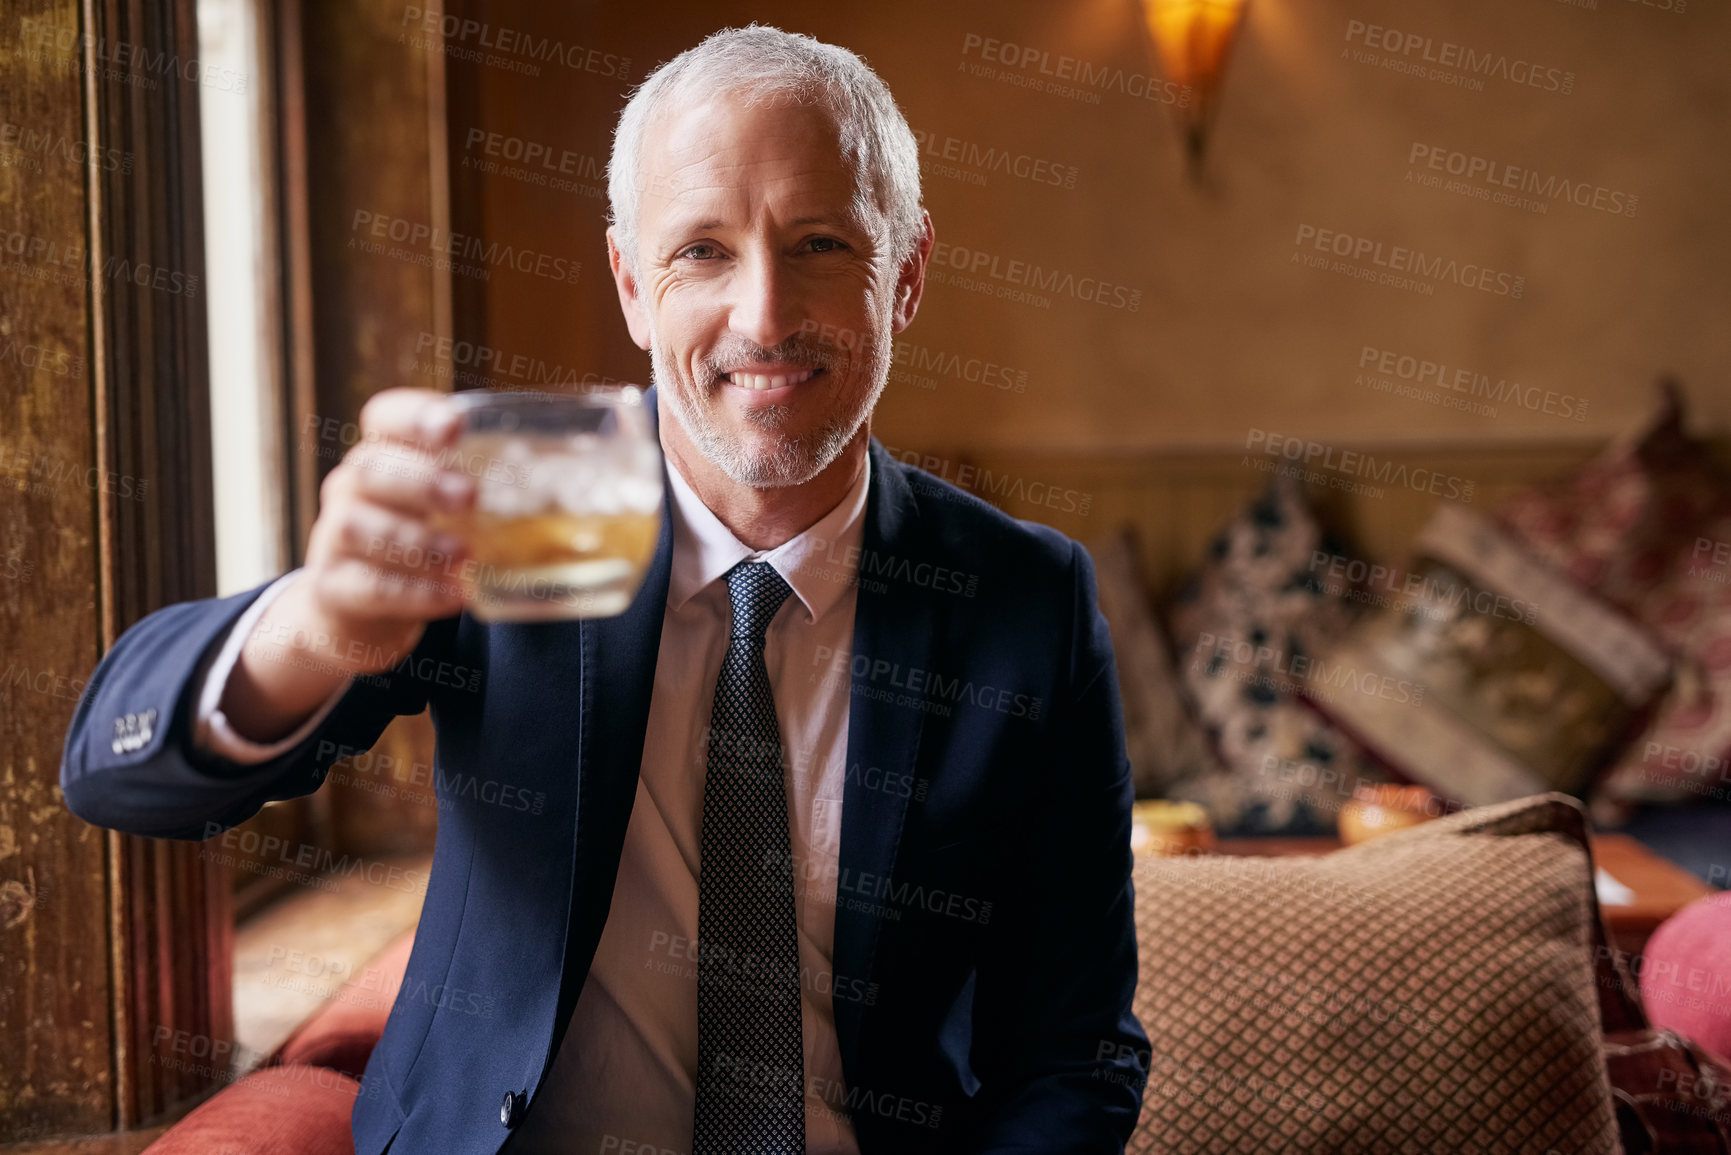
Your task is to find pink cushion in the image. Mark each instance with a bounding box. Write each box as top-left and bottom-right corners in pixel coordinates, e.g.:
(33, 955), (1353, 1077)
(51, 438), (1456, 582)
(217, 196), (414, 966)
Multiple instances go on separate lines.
(143, 1065), (359, 1154)
(1641, 891), (1731, 1064)
(276, 932), (415, 1078)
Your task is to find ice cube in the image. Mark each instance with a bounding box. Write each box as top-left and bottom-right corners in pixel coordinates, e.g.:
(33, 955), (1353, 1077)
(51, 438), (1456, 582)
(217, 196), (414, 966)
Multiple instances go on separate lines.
(480, 436), (558, 515)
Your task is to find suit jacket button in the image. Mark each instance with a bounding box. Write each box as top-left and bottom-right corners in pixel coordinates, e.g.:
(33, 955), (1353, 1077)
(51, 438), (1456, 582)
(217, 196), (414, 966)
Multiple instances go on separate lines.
(501, 1089), (523, 1129)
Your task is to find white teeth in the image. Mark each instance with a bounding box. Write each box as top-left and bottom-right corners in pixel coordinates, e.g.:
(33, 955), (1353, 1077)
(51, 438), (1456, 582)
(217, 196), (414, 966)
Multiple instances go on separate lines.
(728, 369), (815, 390)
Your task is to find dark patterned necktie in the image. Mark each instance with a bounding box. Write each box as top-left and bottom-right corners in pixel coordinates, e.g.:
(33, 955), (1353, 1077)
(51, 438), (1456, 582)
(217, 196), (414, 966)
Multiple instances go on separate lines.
(692, 561), (805, 1154)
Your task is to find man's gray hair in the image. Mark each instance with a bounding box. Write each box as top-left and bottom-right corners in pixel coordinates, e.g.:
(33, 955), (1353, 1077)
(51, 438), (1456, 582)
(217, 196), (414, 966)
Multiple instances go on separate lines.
(607, 24), (923, 278)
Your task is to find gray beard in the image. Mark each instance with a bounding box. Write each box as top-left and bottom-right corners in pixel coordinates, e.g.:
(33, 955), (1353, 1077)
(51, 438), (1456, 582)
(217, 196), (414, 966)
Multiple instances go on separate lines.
(649, 335), (887, 490)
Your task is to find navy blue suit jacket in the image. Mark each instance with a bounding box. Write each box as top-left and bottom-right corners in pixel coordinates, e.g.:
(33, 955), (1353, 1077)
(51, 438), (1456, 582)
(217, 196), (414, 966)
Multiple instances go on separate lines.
(61, 391), (1150, 1153)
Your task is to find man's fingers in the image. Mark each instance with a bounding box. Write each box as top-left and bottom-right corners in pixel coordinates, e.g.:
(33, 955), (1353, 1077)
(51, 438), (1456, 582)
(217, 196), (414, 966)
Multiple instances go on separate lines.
(358, 387), (462, 451)
(336, 501), (465, 572)
(313, 555), (467, 624)
(329, 441), (476, 517)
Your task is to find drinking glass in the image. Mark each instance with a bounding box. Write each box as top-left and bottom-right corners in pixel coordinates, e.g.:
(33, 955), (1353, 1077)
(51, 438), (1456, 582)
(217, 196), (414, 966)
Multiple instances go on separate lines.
(432, 387), (663, 621)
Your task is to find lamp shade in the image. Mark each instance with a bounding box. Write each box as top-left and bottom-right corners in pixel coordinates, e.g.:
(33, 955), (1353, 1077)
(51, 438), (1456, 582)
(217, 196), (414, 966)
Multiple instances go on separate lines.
(1141, 0), (1250, 167)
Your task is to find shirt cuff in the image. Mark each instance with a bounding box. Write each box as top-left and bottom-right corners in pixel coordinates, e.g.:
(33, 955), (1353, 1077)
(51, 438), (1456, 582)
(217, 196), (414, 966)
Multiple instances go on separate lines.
(193, 569), (351, 764)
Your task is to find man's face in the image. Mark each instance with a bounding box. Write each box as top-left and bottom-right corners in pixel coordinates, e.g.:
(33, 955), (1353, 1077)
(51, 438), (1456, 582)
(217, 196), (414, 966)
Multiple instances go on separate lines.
(609, 91), (923, 488)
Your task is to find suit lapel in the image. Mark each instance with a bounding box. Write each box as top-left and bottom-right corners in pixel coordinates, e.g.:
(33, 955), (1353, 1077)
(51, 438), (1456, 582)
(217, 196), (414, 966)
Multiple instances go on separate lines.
(833, 439), (934, 1077)
(549, 387), (674, 1047)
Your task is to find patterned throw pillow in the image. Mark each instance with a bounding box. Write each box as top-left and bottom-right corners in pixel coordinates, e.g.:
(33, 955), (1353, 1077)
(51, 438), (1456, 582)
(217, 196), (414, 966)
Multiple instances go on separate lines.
(1312, 504), (1672, 807)
(1164, 477), (1387, 835)
(1088, 532), (1230, 800)
(1494, 386), (1731, 811)
(1126, 794), (1618, 1154)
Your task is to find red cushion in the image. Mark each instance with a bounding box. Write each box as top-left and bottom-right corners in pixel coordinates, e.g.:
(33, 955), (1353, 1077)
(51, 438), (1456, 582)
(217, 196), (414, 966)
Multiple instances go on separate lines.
(143, 1065), (359, 1154)
(276, 932), (415, 1078)
(1641, 891), (1731, 1065)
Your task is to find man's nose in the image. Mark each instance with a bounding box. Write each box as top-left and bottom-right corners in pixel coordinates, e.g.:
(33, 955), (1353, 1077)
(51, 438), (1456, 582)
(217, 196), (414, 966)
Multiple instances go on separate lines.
(727, 251), (806, 351)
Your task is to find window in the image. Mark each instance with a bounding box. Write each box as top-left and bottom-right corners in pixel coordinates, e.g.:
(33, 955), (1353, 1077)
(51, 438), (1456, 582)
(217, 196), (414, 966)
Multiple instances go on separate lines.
(199, 0), (289, 597)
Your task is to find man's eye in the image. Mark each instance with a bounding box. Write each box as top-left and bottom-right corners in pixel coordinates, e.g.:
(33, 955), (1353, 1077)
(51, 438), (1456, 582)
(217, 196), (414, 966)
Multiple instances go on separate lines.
(806, 237), (846, 253)
(679, 243), (720, 260)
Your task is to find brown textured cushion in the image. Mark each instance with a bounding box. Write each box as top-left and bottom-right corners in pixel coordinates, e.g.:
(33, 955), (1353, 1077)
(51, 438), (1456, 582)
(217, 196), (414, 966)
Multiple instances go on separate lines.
(1128, 794), (1617, 1153)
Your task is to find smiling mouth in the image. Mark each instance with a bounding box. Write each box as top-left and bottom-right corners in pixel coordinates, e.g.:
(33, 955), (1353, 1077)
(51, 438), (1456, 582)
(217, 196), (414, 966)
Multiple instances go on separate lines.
(722, 368), (823, 391)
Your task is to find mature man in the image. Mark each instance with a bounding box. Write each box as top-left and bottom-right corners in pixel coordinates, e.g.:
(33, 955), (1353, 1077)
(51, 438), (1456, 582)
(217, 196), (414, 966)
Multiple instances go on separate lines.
(62, 24), (1149, 1154)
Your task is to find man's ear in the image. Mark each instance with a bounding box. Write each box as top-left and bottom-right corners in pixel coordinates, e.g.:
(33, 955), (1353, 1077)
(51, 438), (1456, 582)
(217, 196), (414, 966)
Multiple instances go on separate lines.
(607, 228), (652, 351)
(890, 210), (935, 336)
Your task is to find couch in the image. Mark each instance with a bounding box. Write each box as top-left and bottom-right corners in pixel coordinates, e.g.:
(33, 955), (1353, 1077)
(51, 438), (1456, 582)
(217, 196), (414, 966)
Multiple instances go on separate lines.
(145, 796), (1730, 1153)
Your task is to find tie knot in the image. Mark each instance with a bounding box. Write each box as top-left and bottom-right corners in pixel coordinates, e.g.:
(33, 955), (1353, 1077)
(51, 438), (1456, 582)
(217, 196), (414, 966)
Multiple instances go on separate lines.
(725, 561), (793, 641)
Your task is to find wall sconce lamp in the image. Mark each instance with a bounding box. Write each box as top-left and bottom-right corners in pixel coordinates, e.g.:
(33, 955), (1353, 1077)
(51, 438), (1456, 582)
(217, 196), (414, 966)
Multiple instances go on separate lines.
(1140, 0), (1250, 175)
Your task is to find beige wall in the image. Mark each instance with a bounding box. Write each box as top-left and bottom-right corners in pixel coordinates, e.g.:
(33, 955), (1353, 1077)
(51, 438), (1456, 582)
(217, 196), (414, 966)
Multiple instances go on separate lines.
(452, 0), (1731, 456)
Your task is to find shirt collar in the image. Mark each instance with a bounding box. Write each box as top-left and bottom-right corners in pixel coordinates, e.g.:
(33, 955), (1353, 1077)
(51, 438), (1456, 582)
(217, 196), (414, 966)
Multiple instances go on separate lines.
(666, 448), (873, 625)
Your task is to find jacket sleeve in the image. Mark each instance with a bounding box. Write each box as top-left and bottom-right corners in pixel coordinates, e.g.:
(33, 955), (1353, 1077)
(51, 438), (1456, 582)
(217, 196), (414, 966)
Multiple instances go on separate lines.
(965, 539), (1151, 1153)
(59, 575), (455, 841)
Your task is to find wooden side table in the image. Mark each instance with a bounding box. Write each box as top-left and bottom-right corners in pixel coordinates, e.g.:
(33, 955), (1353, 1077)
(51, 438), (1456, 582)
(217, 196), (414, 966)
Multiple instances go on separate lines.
(1205, 833), (1716, 956)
